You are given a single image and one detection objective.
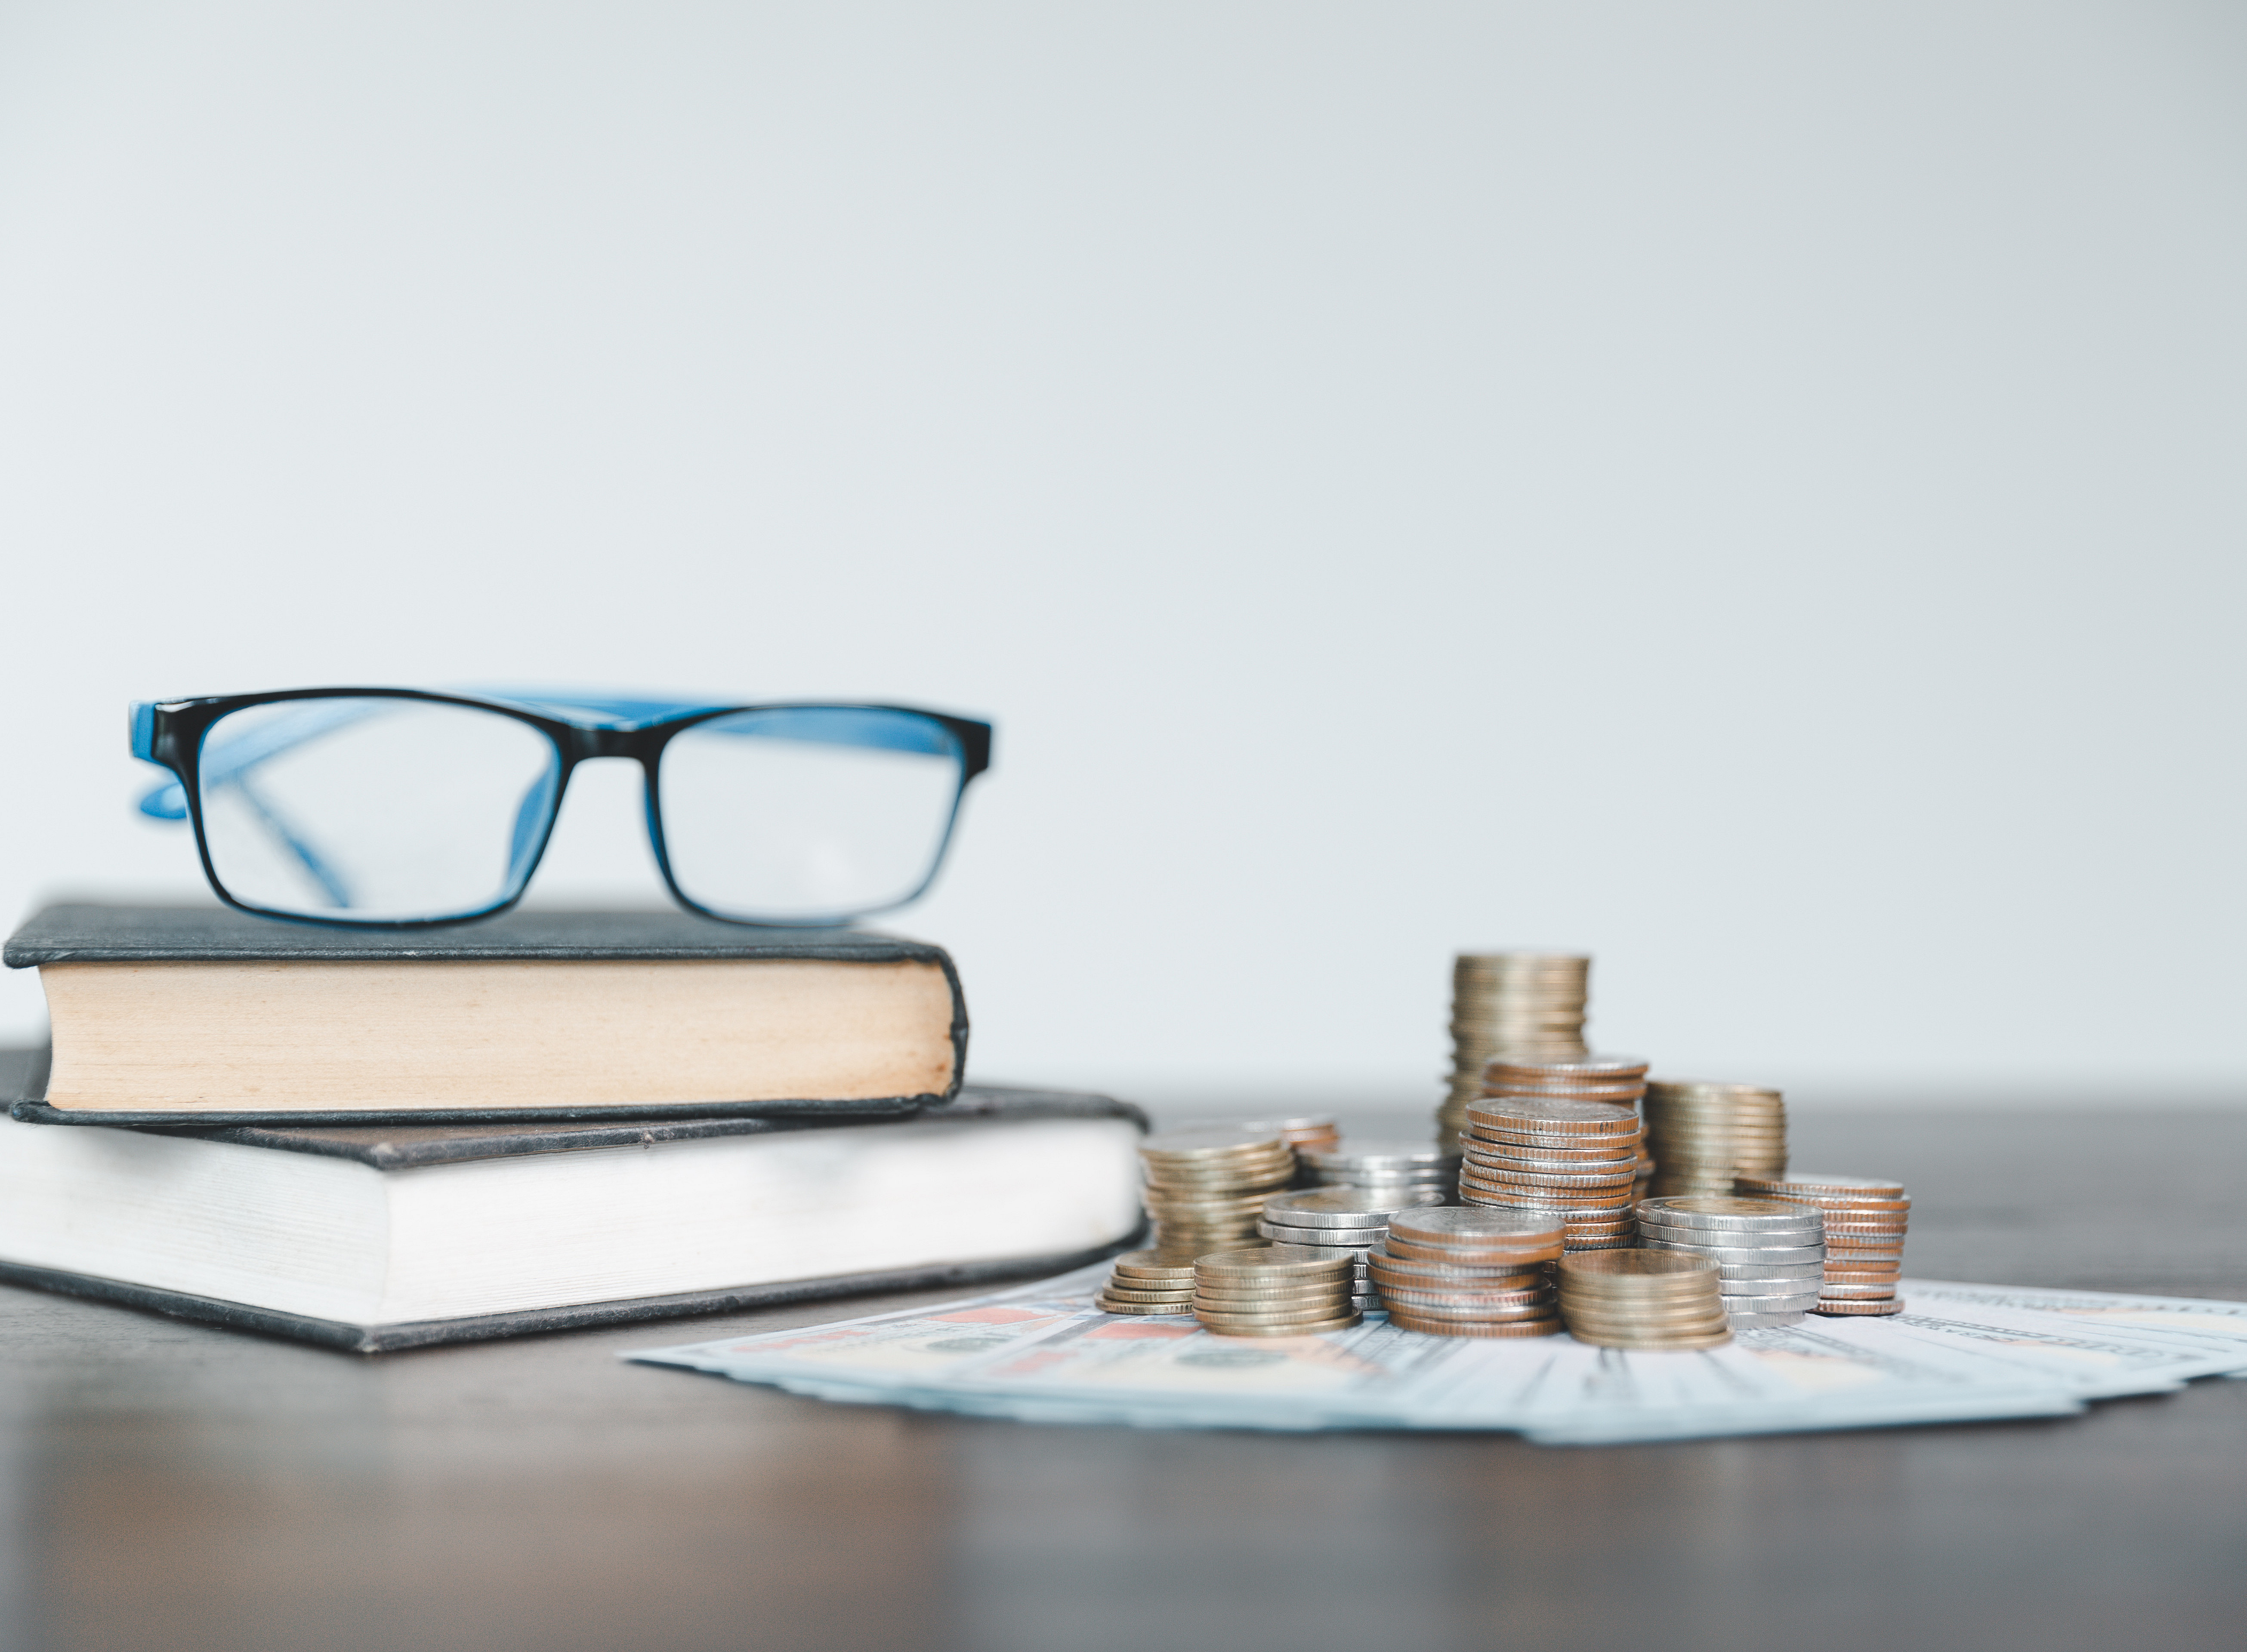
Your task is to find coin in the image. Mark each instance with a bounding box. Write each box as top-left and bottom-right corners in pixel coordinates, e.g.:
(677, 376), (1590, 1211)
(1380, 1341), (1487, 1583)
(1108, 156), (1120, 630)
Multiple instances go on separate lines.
(1367, 1259), (1547, 1289)
(1560, 1250), (1721, 1282)
(1635, 1219), (1822, 1249)
(1465, 1097), (1642, 1136)
(1566, 1327), (1734, 1350)
(1387, 1207), (1565, 1246)
(1811, 1298), (1907, 1316)
(1198, 1316), (1364, 1338)
(1262, 1188), (1447, 1227)
(1099, 1281), (1200, 1301)
(1387, 1313), (1563, 1339)
(1108, 1250), (1201, 1278)
(1257, 1217), (1391, 1241)
(1095, 1297), (1197, 1316)
(1380, 1233), (1564, 1266)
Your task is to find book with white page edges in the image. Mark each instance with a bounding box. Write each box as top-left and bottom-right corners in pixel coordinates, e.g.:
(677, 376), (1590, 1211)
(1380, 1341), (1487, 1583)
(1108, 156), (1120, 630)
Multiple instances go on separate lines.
(0, 1048), (1145, 1352)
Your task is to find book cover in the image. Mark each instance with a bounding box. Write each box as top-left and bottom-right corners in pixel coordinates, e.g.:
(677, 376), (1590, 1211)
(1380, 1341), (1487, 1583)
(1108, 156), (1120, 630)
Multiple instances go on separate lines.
(8, 903), (969, 1125)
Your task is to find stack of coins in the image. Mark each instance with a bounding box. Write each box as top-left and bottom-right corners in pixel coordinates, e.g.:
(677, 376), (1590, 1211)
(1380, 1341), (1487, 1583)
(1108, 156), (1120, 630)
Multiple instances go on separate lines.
(1634, 1195), (1826, 1328)
(1641, 1080), (1787, 1197)
(1299, 1140), (1460, 1202)
(1457, 1095), (1642, 1251)
(1486, 1054), (1652, 1192)
(1556, 1250), (1732, 1349)
(1735, 1172), (1910, 1317)
(1370, 1207), (1564, 1337)
(1192, 1245), (1361, 1338)
(1095, 1251), (1199, 1316)
(1440, 952), (1592, 1144)
(1178, 1114), (1343, 1185)
(1137, 1127), (1296, 1254)
(1261, 1187), (1445, 1314)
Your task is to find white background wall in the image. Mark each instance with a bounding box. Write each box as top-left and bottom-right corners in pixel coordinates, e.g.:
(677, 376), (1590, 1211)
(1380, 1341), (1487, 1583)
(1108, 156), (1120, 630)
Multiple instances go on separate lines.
(2, 2), (2241, 1111)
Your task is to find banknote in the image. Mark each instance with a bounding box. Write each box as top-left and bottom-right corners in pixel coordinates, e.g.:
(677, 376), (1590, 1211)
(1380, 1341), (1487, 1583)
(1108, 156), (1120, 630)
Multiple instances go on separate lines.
(627, 1268), (2247, 1444)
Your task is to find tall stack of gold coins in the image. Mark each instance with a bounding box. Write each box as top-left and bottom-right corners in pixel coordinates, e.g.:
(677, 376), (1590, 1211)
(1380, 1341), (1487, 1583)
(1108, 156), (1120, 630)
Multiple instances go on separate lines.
(1736, 1172), (1911, 1317)
(1455, 1095), (1642, 1251)
(1192, 1246), (1361, 1337)
(1369, 1207), (1564, 1337)
(1439, 952), (1591, 1147)
(1137, 1128), (1295, 1255)
(1642, 1080), (1787, 1197)
(1556, 1251), (1732, 1349)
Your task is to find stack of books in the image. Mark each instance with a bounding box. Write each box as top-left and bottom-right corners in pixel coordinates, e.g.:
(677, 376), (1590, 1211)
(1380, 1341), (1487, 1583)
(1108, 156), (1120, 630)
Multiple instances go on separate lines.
(0, 903), (1144, 1351)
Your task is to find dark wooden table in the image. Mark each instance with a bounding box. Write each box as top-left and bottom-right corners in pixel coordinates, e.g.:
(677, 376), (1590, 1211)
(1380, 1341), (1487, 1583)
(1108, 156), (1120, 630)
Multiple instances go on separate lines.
(2, 1108), (2241, 1652)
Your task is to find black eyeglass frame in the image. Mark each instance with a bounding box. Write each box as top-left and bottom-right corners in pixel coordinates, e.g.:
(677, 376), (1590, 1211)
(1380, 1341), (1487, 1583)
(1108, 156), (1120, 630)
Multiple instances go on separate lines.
(133, 687), (994, 931)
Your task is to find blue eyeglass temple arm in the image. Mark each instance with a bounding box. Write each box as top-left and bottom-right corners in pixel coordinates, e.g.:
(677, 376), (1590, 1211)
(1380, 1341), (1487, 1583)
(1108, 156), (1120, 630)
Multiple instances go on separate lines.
(129, 690), (965, 821)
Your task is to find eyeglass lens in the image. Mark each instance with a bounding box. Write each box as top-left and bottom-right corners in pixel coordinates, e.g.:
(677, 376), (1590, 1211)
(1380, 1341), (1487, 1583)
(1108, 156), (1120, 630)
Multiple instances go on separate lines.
(196, 698), (560, 922)
(657, 708), (964, 922)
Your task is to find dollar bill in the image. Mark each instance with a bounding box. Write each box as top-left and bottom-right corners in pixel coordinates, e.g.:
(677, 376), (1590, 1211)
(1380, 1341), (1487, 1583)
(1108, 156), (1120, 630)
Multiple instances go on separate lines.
(626, 1268), (2247, 1444)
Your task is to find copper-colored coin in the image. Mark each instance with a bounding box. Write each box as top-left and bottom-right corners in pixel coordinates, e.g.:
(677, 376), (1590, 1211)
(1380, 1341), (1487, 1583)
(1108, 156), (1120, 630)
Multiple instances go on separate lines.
(1562, 1236), (1643, 1251)
(1385, 1313), (1564, 1339)
(1810, 1297), (1907, 1316)
(1823, 1268), (1903, 1284)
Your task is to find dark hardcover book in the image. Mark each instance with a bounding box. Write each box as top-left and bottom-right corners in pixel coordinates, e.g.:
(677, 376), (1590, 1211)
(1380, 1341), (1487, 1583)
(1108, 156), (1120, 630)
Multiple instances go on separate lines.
(0, 1048), (1146, 1353)
(6, 903), (969, 1125)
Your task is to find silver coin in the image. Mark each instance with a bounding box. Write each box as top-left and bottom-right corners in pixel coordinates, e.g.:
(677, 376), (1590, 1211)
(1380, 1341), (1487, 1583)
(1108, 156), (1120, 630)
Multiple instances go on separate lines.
(1261, 1187), (1446, 1226)
(1722, 1293), (1822, 1315)
(1698, 1265), (1830, 1285)
(1635, 1217), (1821, 1249)
(1301, 1140), (1459, 1170)
(1639, 1238), (1827, 1266)
(1720, 1288), (1825, 1311)
(1634, 1196), (1826, 1232)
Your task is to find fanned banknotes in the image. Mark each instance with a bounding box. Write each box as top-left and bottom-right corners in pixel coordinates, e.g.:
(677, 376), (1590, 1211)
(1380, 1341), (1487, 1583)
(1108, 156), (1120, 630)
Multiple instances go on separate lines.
(626, 1268), (2247, 1444)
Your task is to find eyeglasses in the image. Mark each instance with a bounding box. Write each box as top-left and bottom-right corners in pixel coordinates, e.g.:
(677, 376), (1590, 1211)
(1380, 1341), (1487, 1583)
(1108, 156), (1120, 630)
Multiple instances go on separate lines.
(130, 687), (993, 928)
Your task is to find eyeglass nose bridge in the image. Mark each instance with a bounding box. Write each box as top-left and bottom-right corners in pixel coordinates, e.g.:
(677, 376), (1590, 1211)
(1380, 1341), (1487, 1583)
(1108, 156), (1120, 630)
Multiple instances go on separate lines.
(559, 725), (662, 764)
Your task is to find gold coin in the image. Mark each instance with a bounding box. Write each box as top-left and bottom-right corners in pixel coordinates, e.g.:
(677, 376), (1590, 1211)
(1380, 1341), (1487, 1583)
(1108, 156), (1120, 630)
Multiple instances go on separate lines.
(1736, 1174), (1905, 1198)
(1563, 1323), (1732, 1347)
(1810, 1297), (1907, 1316)
(1385, 1316), (1560, 1339)
(1195, 1311), (1363, 1335)
(1094, 1297), (1197, 1316)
